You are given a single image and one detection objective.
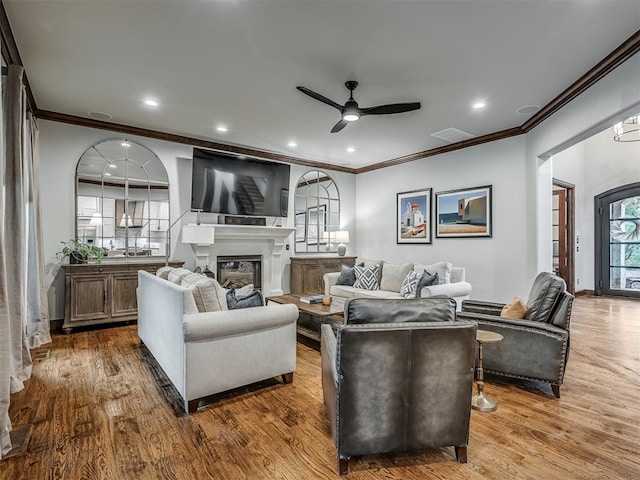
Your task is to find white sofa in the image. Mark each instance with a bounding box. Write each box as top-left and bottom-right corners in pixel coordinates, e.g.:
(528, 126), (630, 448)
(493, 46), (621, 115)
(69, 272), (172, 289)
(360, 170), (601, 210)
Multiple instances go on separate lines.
(137, 270), (299, 413)
(324, 259), (472, 310)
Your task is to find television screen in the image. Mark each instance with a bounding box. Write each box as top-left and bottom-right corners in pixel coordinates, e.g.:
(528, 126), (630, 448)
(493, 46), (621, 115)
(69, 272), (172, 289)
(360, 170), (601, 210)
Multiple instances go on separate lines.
(191, 148), (291, 217)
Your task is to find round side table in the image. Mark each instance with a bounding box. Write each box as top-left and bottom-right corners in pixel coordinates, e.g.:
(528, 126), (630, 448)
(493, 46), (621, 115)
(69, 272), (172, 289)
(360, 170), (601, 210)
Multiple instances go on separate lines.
(472, 330), (504, 412)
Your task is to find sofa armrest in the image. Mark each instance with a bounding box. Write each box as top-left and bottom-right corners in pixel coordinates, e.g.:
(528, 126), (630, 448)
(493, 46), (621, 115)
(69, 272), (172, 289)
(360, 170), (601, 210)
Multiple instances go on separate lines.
(321, 323), (338, 440)
(321, 324), (339, 385)
(420, 281), (471, 299)
(461, 299), (505, 316)
(182, 303), (299, 342)
(456, 311), (567, 336)
(324, 272), (341, 296)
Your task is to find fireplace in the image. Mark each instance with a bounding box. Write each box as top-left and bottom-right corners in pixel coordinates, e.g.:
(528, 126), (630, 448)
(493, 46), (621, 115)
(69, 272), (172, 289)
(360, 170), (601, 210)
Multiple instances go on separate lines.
(217, 255), (262, 290)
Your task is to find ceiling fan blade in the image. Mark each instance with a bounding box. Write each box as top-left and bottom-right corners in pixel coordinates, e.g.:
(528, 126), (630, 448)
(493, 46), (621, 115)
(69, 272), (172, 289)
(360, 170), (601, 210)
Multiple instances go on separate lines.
(330, 119), (349, 133)
(296, 86), (342, 111)
(360, 102), (421, 116)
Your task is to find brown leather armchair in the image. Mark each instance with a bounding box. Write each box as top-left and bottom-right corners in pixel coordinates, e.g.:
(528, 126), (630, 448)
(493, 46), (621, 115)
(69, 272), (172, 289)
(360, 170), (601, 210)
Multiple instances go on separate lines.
(457, 272), (574, 398)
(321, 297), (477, 475)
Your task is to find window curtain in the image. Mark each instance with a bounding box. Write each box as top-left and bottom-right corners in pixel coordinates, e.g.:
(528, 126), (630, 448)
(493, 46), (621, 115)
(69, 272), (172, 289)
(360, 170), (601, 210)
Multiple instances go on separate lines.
(0, 64), (51, 459)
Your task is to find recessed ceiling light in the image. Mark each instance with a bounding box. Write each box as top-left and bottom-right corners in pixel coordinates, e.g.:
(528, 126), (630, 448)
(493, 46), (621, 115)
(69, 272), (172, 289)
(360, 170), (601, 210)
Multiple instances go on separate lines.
(516, 105), (540, 115)
(216, 125), (229, 133)
(237, 155), (246, 159)
(472, 101), (486, 110)
(108, 163), (117, 169)
(103, 172), (112, 177)
(87, 111), (112, 120)
(288, 141), (297, 148)
(121, 142), (130, 147)
(144, 99), (159, 107)
(346, 146), (355, 153)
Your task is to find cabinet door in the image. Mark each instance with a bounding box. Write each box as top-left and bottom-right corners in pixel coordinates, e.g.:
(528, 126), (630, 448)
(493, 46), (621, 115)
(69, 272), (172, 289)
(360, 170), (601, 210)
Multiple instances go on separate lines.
(302, 264), (324, 294)
(111, 272), (139, 317)
(68, 275), (109, 322)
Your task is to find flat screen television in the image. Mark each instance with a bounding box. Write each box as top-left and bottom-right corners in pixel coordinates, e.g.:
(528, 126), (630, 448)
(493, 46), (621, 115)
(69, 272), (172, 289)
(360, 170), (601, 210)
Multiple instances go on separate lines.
(191, 148), (291, 217)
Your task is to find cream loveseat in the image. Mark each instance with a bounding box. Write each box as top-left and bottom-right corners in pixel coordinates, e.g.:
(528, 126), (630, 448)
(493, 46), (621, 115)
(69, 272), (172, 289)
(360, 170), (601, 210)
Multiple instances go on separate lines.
(137, 269), (299, 414)
(324, 259), (471, 310)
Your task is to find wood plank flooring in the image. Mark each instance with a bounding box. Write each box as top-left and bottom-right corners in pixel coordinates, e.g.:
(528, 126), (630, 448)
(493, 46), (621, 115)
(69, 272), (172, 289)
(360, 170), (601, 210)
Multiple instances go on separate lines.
(1, 295), (639, 479)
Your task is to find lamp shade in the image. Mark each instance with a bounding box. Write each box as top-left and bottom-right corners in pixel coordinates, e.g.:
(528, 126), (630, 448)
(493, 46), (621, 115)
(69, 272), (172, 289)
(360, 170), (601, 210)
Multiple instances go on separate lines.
(89, 213), (103, 226)
(334, 231), (350, 244)
(119, 214), (133, 227)
(181, 224), (215, 244)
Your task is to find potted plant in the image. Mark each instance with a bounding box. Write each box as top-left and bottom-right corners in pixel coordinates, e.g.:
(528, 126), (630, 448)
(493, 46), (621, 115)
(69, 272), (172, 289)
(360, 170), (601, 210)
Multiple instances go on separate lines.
(58, 239), (105, 264)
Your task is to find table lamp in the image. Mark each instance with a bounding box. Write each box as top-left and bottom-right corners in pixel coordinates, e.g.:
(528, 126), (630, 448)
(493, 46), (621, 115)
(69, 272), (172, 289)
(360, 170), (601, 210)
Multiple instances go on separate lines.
(334, 230), (349, 256)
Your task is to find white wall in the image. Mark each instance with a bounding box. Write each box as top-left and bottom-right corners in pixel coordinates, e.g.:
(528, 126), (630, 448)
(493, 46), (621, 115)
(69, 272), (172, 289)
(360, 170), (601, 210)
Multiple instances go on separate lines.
(553, 127), (640, 291)
(356, 136), (531, 302)
(38, 120), (356, 320)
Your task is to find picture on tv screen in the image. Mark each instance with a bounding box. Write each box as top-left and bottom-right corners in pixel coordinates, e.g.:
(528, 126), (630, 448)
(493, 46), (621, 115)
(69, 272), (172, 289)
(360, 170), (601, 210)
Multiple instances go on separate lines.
(191, 148), (291, 217)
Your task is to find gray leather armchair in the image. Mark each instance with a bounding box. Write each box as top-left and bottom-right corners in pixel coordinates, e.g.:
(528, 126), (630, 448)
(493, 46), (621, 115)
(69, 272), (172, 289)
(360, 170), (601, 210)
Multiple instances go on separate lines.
(321, 297), (477, 475)
(457, 272), (574, 398)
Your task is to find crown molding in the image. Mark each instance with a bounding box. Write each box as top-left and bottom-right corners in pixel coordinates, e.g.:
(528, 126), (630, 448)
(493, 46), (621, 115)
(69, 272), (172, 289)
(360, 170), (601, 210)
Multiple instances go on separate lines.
(34, 109), (357, 174)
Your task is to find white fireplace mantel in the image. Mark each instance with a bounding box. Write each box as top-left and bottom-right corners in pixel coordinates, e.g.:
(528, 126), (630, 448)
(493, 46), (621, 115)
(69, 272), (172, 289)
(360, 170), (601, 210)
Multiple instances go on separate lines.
(204, 225), (294, 296)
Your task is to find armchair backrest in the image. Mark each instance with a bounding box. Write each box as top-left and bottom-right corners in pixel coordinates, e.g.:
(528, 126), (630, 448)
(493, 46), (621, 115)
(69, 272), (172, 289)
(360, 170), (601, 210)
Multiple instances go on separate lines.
(525, 272), (567, 323)
(344, 297), (457, 324)
(335, 321), (476, 458)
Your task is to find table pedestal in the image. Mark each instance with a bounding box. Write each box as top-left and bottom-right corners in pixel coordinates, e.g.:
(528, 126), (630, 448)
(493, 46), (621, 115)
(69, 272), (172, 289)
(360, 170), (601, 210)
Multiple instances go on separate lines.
(472, 330), (503, 412)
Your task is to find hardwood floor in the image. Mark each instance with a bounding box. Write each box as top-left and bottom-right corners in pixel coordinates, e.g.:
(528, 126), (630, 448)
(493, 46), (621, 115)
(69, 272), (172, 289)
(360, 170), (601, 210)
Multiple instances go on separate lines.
(1, 295), (639, 479)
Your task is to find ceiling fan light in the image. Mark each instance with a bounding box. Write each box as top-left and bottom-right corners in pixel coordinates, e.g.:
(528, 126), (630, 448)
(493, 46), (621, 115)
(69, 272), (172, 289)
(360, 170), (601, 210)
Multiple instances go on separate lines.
(343, 111), (360, 122)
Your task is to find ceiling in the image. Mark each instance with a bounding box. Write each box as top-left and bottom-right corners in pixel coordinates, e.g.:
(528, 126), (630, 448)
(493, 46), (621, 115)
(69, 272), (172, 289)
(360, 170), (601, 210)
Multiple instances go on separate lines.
(4, 1), (640, 170)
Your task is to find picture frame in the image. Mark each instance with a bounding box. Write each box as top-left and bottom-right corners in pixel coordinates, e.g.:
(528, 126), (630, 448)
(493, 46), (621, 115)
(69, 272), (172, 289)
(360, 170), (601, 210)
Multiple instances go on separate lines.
(435, 185), (492, 238)
(307, 204), (326, 245)
(397, 188), (432, 244)
(295, 212), (306, 243)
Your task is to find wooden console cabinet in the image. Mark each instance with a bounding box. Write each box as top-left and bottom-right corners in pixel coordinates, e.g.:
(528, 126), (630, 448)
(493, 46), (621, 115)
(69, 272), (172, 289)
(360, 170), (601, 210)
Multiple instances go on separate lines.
(62, 261), (183, 333)
(290, 256), (356, 295)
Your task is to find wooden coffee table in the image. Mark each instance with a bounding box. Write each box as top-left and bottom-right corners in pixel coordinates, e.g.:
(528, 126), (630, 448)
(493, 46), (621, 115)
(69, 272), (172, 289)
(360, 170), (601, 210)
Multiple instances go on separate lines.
(266, 294), (346, 342)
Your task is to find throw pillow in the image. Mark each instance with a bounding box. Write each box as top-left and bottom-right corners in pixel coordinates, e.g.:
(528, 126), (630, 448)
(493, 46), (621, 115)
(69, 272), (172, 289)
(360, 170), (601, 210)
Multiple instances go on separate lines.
(380, 262), (414, 292)
(181, 273), (228, 312)
(167, 267), (194, 285)
(336, 262), (364, 286)
(414, 262), (452, 284)
(235, 284), (254, 296)
(415, 271), (439, 298)
(501, 297), (528, 319)
(400, 270), (421, 298)
(226, 287), (264, 310)
(156, 266), (174, 280)
(353, 265), (380, 291)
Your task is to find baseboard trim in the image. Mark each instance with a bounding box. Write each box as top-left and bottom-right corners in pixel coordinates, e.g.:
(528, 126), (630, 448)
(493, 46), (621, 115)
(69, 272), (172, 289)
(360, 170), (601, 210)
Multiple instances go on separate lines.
(575, 289), (595, 297)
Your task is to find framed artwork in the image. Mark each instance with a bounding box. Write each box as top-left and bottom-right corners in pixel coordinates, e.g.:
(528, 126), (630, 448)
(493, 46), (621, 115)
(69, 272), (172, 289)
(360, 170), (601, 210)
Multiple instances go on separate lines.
(397, 188), (432, 244)
(436, 185), (492, 238)
(295, 212), (306, 242)
(307, 205), (326, 245)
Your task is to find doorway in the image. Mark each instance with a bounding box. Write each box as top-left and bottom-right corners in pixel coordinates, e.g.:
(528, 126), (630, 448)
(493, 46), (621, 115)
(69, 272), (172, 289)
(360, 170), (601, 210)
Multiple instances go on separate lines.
(595, 182), (640, 298)
(552, 179), (575, 294)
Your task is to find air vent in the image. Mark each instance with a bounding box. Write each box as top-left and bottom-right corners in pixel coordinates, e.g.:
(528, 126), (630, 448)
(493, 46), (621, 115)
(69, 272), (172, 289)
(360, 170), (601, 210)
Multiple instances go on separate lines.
(88, 111), (112, 120)
(430, 127), (474, 143)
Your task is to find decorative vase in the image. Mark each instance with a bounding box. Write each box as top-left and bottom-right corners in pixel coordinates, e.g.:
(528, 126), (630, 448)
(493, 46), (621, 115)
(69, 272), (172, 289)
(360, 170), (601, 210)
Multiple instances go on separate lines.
(70, 251), (87, 264)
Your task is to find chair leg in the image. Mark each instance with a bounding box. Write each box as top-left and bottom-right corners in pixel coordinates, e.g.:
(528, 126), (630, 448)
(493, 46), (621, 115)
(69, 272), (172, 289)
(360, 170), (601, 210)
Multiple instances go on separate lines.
(455, 446), (468, 463)
(551, 384), (561, 398)
(281, 372), (294, 384)
(338, 457), (349, 476)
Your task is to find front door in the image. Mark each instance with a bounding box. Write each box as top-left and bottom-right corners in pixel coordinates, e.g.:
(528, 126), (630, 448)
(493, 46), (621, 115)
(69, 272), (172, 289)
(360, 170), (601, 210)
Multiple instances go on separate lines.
(595, 183), (640, 298)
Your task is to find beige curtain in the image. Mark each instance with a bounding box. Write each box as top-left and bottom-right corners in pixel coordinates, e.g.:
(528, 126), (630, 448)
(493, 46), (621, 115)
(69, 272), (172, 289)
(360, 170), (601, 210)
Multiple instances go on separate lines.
(0, 64), (51, 458)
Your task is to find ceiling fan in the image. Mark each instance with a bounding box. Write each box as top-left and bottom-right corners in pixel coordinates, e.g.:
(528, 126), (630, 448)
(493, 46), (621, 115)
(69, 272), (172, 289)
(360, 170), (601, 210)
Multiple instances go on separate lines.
(296, 80), (421, 133)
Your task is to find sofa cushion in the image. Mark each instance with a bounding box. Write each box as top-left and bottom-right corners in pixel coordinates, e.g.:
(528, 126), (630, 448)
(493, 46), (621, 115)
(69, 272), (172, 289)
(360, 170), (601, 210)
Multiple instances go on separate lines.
(353, 265), (380, 290)
(156, 266), (174, 280)
(336, 263), (364, 286)
(380, 262), (414, 292)
(414, 262), (452, 284)
(400, 270), (421, 298)
(415, 271), (439, 297)
(181, 273), (228, 312)
(226, 287), (265, 309)
(168, 267), (193, 285)
(354, 289), (403, 300)
(329, 285), (358, 298)
(500, 296), (528, 319)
